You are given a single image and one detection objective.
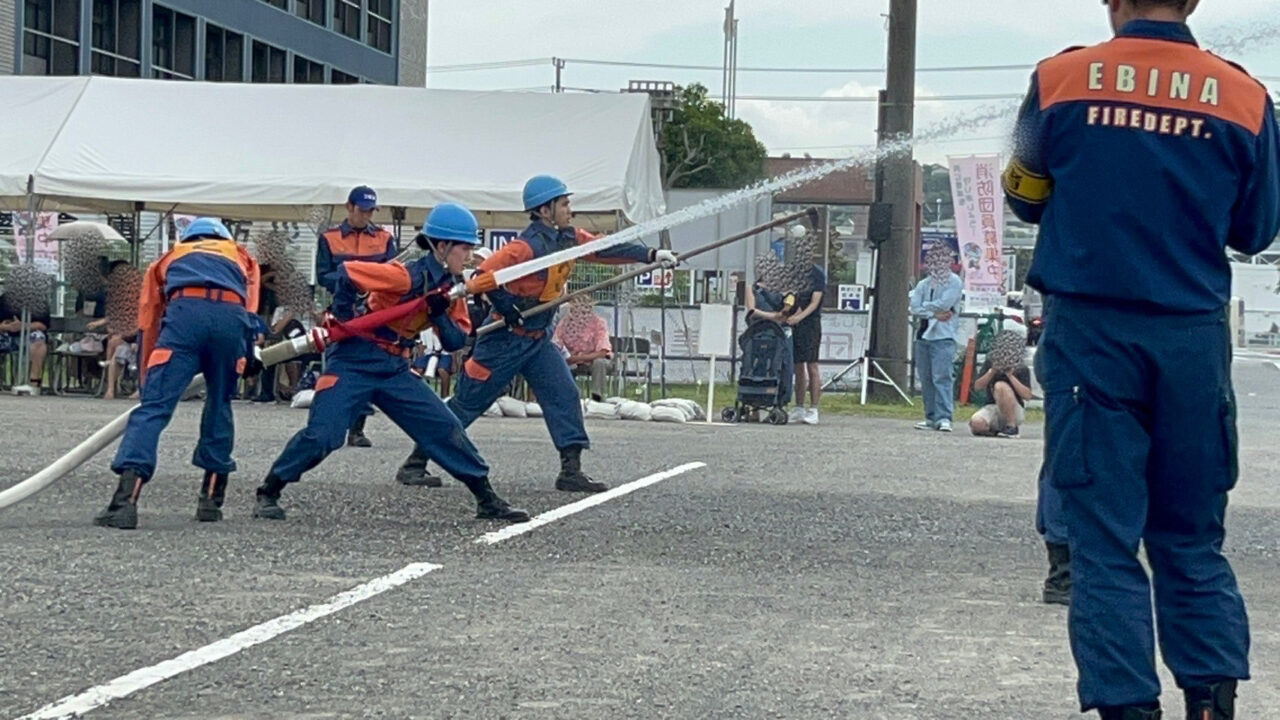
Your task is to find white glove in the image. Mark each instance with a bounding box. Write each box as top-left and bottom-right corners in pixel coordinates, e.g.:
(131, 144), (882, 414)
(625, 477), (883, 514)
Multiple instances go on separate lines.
(418, 328), (443, 354)
(653, 249), (678, 268)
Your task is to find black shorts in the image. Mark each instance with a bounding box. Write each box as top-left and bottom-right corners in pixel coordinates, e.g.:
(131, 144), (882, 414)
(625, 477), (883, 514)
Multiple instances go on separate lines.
(792, 316), (821, 363)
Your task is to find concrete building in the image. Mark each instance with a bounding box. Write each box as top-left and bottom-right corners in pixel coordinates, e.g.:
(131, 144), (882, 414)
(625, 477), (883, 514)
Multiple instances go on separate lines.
(2, 0), (427, 85)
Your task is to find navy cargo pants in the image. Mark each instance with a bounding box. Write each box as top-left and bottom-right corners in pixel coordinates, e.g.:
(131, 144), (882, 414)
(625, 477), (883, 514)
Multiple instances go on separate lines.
(449, 329), (589, 450)
(267, 341), (489, 485)
(1040, 296), (1248, 711)
(112, 298), (252, 480)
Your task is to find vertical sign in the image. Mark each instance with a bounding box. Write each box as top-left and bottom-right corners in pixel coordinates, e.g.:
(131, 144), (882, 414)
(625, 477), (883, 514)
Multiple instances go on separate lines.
(948, 155), (1005, 313)
(13, 212), (60, 275)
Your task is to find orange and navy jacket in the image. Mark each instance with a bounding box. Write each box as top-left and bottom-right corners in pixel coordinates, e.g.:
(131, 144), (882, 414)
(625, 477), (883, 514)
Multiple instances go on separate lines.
(1005, 20), (1280, 313)
(332, 253), (470, 355)
(138, 238), (261, 365)
(315, 220), (399, 294)
(480, 219), (652, 332)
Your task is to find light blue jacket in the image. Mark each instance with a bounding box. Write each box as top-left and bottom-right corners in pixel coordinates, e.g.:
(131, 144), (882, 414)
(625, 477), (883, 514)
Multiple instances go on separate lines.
(909, 273), (963, 342)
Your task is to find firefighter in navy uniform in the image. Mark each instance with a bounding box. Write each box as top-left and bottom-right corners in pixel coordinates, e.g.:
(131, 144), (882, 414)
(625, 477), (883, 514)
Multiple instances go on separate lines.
(253, 203), (528, 524)
(95, 218), (260, 529)
(1004, 1), (1280, 718)
(394, 175), (677, 492)
(316, 185), (398, 448)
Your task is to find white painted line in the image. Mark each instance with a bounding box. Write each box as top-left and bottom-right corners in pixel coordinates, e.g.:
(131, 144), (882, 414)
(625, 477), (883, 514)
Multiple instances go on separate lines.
(15, 562), (442, 720)
(477, 462), (706, 545)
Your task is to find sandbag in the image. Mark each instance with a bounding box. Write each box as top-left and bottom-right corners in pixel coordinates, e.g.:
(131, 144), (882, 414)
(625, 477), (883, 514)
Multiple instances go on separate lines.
(650, 405), (687, 423)
(583, 399), (619, 420)
(483, 401), (503, 418)
(617, 400), (652, 421)
(497, 395), (529, 418)
(526, 402), (543, 417)
(652, 398), (703, 421)
(290, 389), (315, 409)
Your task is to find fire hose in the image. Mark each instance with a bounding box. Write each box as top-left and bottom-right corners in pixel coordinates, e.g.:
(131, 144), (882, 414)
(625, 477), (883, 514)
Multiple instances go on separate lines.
(0, 207), (816, 511)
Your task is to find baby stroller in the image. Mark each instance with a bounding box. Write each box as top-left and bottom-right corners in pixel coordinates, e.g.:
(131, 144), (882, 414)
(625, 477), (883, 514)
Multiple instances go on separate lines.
(721, 320), (793, 425)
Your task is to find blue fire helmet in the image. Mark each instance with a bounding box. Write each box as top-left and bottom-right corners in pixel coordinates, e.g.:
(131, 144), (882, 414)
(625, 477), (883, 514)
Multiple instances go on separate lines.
(423, 203), (481, 245)
(522, 174), (570, 212)
(181, 217), (233, 241)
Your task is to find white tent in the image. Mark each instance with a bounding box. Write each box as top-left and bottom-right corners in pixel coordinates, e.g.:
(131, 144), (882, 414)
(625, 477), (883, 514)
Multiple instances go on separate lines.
(0, 76), (665, 224)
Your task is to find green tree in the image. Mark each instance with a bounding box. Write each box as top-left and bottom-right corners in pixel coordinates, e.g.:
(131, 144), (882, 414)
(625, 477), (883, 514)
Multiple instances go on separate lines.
(662, 84), (768, 189)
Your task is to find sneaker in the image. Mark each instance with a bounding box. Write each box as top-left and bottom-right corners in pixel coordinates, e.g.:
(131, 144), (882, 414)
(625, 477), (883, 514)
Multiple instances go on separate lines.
(937, 420), (953, 432)
(788, 407), (807, 423)
(914, 420), (935, 431)
(803, 408), (819, 425)
(346, 431), (372, 448)
(997, 426), (1020, 439)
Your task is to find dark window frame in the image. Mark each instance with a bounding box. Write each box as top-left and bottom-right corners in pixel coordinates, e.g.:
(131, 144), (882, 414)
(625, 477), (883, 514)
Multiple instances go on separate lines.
(366, 0), (392, 53)
(333, 0), (361, 41)
(251, 39), (287, 83)
(22, 0), (82, 76)
(151, 4), (196, 80)
(292, 54), (325, 84)
(90, 0), (142, 77)
(204, 23), (244, 82)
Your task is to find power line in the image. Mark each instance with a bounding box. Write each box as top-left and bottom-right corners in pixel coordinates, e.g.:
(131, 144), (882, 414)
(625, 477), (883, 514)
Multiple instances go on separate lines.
(562, 57), (1034, 74)
(736, 93), (1022, 102)
(427, 56), (1037, 74)
(425, 58), (552, 73)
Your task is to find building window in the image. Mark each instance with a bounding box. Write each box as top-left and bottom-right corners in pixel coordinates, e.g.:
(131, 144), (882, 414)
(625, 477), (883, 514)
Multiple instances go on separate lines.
(259, 0), (287, 9)
(22, 0), (82, 75)
(152, 5), (196, 79)
(205, 24), (244, 82)
(367, 0), (392, 53)
(293, 55), (324, 84)
(333, 0), (360, 41)
(330, 68), (359, 84)
(90, 0), (141, 77)
(251, 40), (286, 83)
(294, 0), (325, 26)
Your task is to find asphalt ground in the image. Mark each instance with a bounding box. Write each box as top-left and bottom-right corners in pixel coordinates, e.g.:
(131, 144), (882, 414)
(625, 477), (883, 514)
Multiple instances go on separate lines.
(1, 358), (1278, 719)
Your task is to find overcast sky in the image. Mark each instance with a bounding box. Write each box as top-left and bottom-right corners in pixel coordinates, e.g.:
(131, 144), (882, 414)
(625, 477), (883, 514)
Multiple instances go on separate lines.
(424, 1), (1280, 167)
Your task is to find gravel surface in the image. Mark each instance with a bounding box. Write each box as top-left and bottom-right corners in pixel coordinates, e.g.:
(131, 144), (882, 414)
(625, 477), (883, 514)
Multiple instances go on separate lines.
(1, 360), (1278, 719)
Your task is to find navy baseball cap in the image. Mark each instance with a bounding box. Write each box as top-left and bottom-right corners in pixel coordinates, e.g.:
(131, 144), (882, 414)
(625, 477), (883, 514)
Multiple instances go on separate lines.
(347, 185), (378, 211)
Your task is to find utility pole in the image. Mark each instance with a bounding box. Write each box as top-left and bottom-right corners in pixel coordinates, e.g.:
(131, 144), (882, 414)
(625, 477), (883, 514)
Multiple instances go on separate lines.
(870, 0), (917, 401)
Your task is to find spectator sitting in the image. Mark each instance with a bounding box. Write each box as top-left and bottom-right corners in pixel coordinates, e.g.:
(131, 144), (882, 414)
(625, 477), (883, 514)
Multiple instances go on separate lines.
(552, 294), (613, 401)
(969, 330), (1034, 438)
(102, 332), (139, 400)
(0, 291), (50, 393)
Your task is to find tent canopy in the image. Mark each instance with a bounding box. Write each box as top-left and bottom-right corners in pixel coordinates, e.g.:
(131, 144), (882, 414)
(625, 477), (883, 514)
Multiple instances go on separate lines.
(0, 76), (665, 224)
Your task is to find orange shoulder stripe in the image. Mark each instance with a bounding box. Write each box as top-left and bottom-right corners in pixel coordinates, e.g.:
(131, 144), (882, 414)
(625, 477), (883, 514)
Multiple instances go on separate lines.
(344, 261), (412, 296)
(1037, 38), (1268, 133)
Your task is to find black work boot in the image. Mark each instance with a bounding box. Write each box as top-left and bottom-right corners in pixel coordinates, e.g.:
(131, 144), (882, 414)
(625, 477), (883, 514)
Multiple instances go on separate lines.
(196, 471), (228, 522)
(554, 447), (607, 493)
(252, 474), (288, 520)
(1043, 541), (1071, 606)
(394, 446), (443, 487)
(1099, 704), (1162, 720)
(94, 470), (143, 529)
(462, 476), (531, 522)
(1185, 680), (1236, 720)
(346, 415), (372, 448)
